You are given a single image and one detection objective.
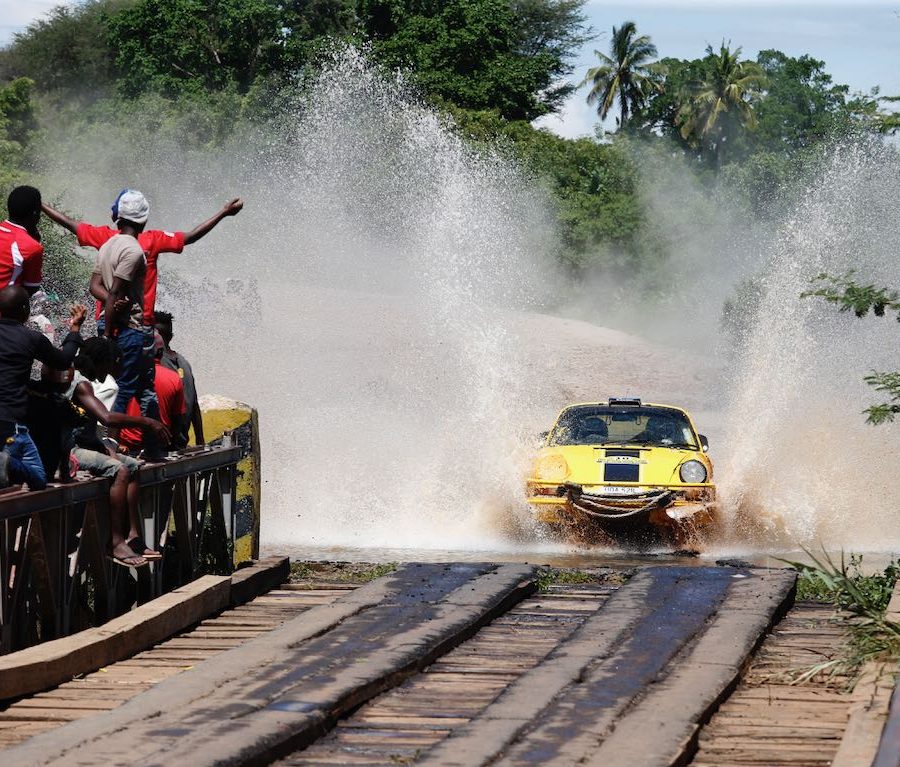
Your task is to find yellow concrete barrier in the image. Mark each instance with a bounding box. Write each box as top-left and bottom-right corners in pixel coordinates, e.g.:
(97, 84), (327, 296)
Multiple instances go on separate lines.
(200, 395), (261, 565)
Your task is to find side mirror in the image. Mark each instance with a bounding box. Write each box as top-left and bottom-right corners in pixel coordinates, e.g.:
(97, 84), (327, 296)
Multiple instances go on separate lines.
(699, 434), (709, 453)
(538, 431), (549, 443)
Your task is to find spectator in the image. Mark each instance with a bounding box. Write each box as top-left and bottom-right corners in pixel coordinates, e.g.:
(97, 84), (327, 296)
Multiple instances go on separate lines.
(0, 286), (84, 489)
(67, 337), (171, 567)
(92, 192), (165, 461)
(0, 186), (44, 294)
(26, 365), (75, 481)
(154, 311), (203, 447)
(120, 332), (186, 453)
(42, 192), (243, 327)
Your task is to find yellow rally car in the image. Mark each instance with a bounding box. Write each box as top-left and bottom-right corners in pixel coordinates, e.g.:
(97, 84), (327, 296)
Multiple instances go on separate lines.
(526, 398), (718, 547)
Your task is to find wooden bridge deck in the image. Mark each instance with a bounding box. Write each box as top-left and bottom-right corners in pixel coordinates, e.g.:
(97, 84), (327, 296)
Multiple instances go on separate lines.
(0, 561), (896, 767)
(279, 582), (618, 766)
(691, 603), (854, 767)
(0, 583), (353, 749)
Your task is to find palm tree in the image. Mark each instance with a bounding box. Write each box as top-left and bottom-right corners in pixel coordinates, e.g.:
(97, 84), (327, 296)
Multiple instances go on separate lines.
(677, 43), (767, 167)
(582, 21), (658, 129)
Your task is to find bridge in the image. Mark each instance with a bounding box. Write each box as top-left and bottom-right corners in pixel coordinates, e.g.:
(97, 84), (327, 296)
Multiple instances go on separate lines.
(0, 408), (899, 765)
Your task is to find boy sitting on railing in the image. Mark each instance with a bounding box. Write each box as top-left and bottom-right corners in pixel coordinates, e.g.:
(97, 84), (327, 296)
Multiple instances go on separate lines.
(64, 338), (171, 568)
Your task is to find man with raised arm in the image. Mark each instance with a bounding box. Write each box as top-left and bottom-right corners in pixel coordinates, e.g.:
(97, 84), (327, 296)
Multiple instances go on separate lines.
(42, 192), (243, 327)
(0, 285), (85, 489)
(1, 186), (45, 294)
(92, 192), (165, 461)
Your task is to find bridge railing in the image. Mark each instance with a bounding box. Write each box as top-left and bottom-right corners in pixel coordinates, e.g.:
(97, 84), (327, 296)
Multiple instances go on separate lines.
(0, 442), (243, 655)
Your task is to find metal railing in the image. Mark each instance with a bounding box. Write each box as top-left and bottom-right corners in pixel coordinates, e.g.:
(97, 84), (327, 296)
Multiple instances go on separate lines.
(0, 443), (242, 655)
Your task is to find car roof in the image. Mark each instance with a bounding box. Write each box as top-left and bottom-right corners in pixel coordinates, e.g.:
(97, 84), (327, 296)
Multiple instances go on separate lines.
(560, 401), (690, 414)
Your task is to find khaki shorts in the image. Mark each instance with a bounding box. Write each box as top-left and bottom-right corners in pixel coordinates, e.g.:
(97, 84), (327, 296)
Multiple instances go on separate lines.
(71, 448), (141, 479)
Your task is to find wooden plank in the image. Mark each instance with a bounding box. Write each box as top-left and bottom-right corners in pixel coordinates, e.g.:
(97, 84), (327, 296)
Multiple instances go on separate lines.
(4, 563), (536, 766)
(832, 663), (897, 767)
(230, 556), (290, 606)
(286, 583), (611, 767)
(872, 667), (900, 767)
(0, 575), (229, 700)
(691, 603), (859, 767)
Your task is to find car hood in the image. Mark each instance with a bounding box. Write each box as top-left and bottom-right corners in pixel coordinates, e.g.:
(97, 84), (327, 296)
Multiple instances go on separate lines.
(537, 444), (712, 486)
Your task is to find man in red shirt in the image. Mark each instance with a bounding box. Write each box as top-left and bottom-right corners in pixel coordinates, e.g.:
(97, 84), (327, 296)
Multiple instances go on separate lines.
(0, 186), (44, 294)
(119, 332), (186, 453)
(42, 191), (243, 326)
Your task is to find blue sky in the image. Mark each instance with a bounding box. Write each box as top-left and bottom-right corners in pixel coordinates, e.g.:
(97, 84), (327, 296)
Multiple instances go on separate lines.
(540, 1), (900, 137)
(3, 0), (898, 138)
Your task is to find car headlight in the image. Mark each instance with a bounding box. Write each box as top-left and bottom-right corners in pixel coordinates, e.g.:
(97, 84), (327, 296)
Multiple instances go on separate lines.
(679, 460), (707, 483)
(534, 454), (569, 483)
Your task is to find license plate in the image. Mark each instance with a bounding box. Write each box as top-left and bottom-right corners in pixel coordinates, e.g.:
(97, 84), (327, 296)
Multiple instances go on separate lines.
(587, 485), (645, 497)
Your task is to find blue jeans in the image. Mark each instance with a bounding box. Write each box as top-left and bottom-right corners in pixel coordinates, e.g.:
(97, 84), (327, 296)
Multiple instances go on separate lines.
(113, 327), (160, 417)
(2, 425), (48, 490)
(113, 327), (163, 456)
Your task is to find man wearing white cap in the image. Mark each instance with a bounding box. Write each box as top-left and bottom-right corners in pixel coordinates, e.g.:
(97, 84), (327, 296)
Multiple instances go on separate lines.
(42, 191), (243, 328)
(93, 192), (168, 458)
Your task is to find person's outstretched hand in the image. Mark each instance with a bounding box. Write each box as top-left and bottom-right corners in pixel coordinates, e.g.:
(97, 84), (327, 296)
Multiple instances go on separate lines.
(223, 198), (243, 217)
(69, 304), (87, 331)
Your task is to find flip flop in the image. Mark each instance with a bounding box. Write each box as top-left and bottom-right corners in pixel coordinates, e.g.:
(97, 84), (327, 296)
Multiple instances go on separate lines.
(110, 552), (148, 568)
(127, 536), (163, 561)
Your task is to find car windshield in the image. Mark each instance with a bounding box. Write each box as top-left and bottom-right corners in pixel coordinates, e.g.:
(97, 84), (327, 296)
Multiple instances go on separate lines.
(549, 406), (698, 449)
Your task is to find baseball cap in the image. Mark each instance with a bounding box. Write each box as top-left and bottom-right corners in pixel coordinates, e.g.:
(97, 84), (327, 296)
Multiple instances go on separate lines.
(111, 189), (150, 224)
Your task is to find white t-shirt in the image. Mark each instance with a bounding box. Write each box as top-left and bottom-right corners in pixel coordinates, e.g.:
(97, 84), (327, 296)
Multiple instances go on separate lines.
(92, 374), (119, 411)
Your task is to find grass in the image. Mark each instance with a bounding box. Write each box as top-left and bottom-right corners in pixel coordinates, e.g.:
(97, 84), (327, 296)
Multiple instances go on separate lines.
(535, 567), (632, 592)
(780, 549), (900, 684)
(290, 561), (398, 584)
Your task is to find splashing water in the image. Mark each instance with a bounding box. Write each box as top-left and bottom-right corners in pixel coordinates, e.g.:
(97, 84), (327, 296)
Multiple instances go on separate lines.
(36, 50), (900, 558)
(187, 52), (575, 548)
(38, 49), (570, 551)
(719, 139), (900, 552)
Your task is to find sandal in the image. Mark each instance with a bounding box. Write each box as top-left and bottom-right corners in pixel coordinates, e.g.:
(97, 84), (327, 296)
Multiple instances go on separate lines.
(126, 535), (163, 561)
(110, 552), (147, 568)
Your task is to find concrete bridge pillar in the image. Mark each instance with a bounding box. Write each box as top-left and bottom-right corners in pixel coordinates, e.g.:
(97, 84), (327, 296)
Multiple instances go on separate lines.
(200, 395), (261, 565)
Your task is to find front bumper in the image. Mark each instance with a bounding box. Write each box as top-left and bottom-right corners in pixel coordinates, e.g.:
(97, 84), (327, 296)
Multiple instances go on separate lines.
(526, 482), (718, 529)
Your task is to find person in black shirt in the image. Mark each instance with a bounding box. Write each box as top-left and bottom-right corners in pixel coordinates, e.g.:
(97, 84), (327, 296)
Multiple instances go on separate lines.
(0, 285), (84, 489)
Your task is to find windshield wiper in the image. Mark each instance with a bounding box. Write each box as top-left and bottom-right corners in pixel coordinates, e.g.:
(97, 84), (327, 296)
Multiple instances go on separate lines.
(602, 439), (650, 447)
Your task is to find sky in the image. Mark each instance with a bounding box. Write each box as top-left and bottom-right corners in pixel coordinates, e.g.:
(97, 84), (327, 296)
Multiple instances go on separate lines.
(1, 0), (898, 139)
(539, 1), (900, 137)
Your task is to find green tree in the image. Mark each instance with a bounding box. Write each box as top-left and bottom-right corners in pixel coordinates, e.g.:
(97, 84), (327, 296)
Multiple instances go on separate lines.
(631, 56), (701, 140)
(359, 0), (589, 120)
(106, 0), (285, 97)
(582, 20), (658, 129)
(677, 43), (766, 167)
(0, 0), (129, 100)
(280, 0), (358, 67)
(803, 273), (900, 424)
(753, 50), (853, 150)
(0, 78), (37, 147)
